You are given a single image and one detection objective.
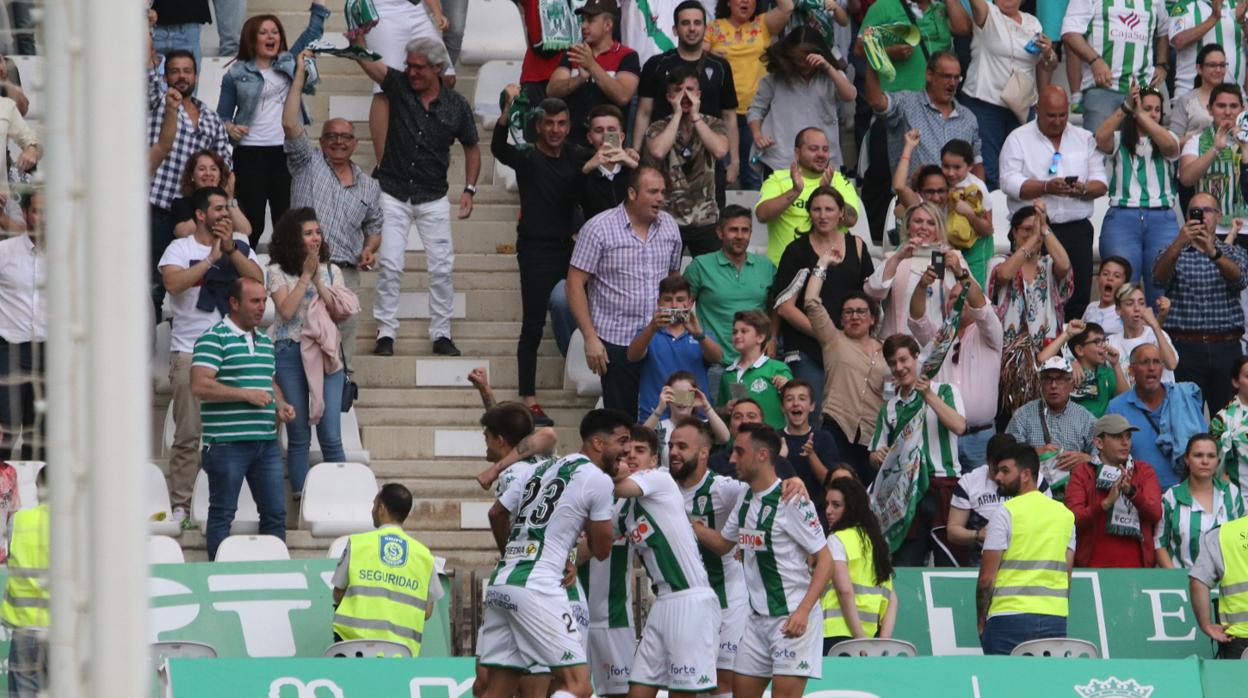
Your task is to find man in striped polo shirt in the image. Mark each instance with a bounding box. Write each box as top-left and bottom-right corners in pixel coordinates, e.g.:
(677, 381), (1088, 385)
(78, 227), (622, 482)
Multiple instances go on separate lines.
(191, 277), (295, 560)
(1061, 0), (1170, 133)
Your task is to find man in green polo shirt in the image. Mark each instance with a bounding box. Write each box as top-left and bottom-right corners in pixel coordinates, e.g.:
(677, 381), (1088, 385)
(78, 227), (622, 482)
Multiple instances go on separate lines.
(684, 204), (776, 401)
(755, 128), (861, 265)
(191, 277), (296, 561)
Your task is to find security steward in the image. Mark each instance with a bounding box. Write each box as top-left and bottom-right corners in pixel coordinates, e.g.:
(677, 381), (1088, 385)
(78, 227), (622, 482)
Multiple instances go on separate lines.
(820, 478), (897, 653)
(332, 483), (441, 655)
(2, 466), (48, 697)
(1190, 513), (1248, 658)
(976, 444), (1076, 655)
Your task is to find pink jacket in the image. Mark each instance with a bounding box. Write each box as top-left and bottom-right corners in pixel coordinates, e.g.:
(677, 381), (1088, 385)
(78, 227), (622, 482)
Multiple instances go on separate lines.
(301, 284), (360, 424)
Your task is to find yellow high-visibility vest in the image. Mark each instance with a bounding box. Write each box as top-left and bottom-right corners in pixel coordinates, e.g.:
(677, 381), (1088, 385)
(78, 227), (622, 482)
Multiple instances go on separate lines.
(821, 526), (892, 638)
(332, 526), (435, 655)
(1217, 516), (1248, 639)
(989, 491), (1074, 618)
(1, 504), (49, 629)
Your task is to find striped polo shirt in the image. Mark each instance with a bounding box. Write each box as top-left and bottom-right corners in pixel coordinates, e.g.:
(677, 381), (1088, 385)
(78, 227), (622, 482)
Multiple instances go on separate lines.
(191, 317), (277, 443)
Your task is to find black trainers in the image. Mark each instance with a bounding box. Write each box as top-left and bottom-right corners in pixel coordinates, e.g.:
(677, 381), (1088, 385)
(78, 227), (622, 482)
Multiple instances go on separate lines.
(373, 337), (394, 356)
(529, 404), (555, 427)
(432, 336), (462, 356)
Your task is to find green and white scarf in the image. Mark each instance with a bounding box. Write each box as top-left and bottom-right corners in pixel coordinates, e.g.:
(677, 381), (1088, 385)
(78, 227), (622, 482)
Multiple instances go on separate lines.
(860, 22), (921, 83)
(529, 0), (579, 51)
(344, 0), (380, 40)
(1094, 457), (1142, 539)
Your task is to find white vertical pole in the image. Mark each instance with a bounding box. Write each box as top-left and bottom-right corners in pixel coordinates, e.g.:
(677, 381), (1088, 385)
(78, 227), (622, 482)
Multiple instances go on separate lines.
(44, 0), (88, 695)
(82, 0), (150, 695)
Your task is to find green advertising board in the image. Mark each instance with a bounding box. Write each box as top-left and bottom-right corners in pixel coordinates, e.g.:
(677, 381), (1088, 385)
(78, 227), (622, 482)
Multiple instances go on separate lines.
(165, 656), (1248, 697)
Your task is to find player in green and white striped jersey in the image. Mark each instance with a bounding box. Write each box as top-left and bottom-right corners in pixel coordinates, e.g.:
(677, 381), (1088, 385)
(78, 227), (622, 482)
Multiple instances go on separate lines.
(1169, 0), (1247, 101)
(695, 424), (832, 698)
(478, 410), (630, 698)
(611, 424), (720, 697)
(1061, 0), (1169, 132)
(1154, 434), (1246, 569)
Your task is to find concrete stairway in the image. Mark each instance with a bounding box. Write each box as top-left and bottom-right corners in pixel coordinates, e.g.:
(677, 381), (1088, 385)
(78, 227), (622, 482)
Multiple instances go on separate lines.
(156, 2), (599, 568)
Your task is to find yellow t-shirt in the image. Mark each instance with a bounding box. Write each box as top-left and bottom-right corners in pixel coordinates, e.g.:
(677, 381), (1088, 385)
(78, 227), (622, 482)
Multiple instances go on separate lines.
(757, 168), (863, 265)
(706, 17), (772, 116)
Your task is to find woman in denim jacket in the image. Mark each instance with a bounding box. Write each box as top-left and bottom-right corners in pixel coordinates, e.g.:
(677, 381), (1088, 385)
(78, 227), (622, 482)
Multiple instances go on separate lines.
(217, 0), (328, 249)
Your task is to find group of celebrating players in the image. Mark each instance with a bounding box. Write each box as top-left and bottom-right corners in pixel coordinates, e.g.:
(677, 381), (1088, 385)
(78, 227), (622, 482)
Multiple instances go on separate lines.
(469, 390), (890, 698)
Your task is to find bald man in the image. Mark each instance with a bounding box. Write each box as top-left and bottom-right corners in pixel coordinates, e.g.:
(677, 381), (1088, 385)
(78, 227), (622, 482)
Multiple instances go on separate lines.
(283, 51), (382, 371)
(999, 85), (1108, 320)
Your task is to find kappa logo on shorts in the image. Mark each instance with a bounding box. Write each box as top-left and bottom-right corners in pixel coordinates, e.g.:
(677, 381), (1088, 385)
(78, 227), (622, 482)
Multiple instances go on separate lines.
(797, 660), (810, 670)
(561, 651), (576, 662)
(697, 675), (712, 685)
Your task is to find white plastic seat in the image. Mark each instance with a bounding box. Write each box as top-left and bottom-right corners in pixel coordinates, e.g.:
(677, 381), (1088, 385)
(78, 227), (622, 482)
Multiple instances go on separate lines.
(190, 469), (260, 535)
(11, 460), (43, 511)
(161, 402), (177, 456)
(989, 189), (1012, 256)
(494, 160), (519, 193)
(327, 534), (350, 559)
(882, 195), (901, 254)
(280, 407), (371, 466)
(196, 57), (229, 113)
(299, 462), (378, 537)
(460, 0), (526, 65)
(214, 534), (290, 562)
(1010, 638), (1099, 658)
(9, 56), (42, 121)
(827, 638), (918, 657)
(564, 330), (603, 397)
(473, 60), (522, 126)
(324, 639), (412, 658)
(152, 640), (218, 696)
(148, 535), (186, 564)
(146, 463), (181, 537)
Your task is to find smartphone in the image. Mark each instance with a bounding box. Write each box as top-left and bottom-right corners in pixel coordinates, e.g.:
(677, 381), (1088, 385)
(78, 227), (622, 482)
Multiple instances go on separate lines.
(728, 382), (748, 401)
(604, 131), (620, 149)
(1064, 175), (1078, 185)
(1192, 208), (1205, 223)
(671, 388), (695, 409)
(931, 250), (944, 278)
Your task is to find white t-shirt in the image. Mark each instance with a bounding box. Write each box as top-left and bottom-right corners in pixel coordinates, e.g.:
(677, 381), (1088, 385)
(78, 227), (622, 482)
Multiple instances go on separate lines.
(963, 4), (1045, 108)
(721, 479), (828, 617)
(681, 469), (748, 608)
(826, 532), (847, 562)
(951, 464), (1052, 529)
(624, 468), (710, 597)
(493, 456), (547, 502)
(330, 525), (447, 609)
(1108, 325), (1176, 384)
(954, 172), (992, 211)
(1082, 301), (1123, 336)
(239, 68), (288, 146)
(157, 236), (260, 353)
(492, 452), (615, 591)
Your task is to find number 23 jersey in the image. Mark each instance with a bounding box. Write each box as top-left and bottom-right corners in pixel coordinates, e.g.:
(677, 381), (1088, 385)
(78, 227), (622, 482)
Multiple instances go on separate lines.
(491, 452), (615, 592)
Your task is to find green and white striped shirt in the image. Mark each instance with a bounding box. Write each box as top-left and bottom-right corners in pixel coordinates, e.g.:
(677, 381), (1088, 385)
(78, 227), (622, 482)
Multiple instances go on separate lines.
(191, 318), (277, 443)
(1154, 479), (1244, 568)
(870, 382), (964, 479)
(721, 479), (829, 617)
(1063, 0), (1168, 93)
(622, 469), (709, 598)
(578, 499), (635, 629)
(1211, 397), (1248, 487)
(1107, 132), (1178, 208)
(681, 469), (748, 610)
(1181, 128), (1246, 219)
(1169, 0), (1246, 99)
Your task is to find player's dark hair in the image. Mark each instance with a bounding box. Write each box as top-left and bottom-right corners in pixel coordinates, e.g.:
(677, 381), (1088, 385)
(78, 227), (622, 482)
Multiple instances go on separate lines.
(580, 408), (634, 441)
(480, 402), (535, 448)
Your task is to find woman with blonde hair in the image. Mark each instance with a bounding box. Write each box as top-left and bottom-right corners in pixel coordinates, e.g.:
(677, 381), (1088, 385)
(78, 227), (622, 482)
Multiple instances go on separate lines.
(865, 201), (956, 338)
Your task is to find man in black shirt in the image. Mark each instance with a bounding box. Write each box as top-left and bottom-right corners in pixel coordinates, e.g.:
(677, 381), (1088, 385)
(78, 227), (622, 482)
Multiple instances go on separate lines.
(580, 104), (639, 220)
(547, 0), (642, 144)
(632, 0), (739, 190)
(492, 88), (592, 427)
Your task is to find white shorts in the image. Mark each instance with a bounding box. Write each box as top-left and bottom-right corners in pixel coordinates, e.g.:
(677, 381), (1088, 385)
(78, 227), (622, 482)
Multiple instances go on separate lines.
(631, 588), (720, 692)
(734, 609), (823, 679)
(569, 591), (590, 656)
(477, 585), (586, 671)
(589, 627), (636, 695)
(717, 599), (748, 670)
(369, 0), (456, 93)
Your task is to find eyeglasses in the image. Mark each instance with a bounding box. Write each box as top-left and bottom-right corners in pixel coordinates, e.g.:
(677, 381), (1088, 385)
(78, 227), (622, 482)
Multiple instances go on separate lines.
(1040, 374), (1071, 383)
(842, 307), (870, 316)
(1202, 61), (1229, 69)
(1189, 206), (1219, 217)
(1081, 337), (1107, 346)
(932, 71), (962, 83)
(320, 133), (356, 142)
(1048, 152), (1062, 175)
(951, 340), (962, 365)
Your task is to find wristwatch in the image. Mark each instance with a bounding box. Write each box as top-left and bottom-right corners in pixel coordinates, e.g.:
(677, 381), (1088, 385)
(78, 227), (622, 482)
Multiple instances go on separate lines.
(463, 184), (477, 196)
(811, 266), (828, 279)
(1212, 248), (1225, 261)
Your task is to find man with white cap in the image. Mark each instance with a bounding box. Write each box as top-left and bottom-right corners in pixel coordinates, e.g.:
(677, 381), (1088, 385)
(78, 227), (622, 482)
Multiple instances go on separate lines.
(1062, 413), (1162, 568)
(1005, 356), (1097, 499)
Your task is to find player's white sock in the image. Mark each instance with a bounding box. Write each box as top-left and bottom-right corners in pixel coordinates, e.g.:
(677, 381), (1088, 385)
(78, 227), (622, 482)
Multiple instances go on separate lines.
(713, 692), (732, 698)
(551, 690), (578, 698)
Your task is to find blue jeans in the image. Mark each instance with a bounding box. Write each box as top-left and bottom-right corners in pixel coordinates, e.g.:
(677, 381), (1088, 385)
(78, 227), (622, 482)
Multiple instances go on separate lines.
(958, 428), (994, 473)
(213, 0), (246, 56)
(1099, 207), (1180, 306)
(787, 350), (825, 424)
(274, 340), (346, 494)
(7, 628), (46, 698)
(202, 439), (286, 559)
(737, 114), (762, 191)
(1081, 88), (1126, 136)
(441, 0), (469, 65)
(152, 23), (202, 74)
(548, 279), (574, 358)
(962, 96), (1020, 191)
(980, 613), (1068, 655)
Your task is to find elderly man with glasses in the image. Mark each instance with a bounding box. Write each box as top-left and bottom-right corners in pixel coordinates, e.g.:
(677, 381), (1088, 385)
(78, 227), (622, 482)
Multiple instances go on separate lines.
(999, 85), (1109, 321)
(1005, 356), (1097, 501)
(283, 52), (383, 373)
(1153, 191), (1248, 417)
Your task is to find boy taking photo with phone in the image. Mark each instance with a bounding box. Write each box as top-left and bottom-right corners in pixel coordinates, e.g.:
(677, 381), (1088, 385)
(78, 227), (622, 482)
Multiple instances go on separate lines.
(628, 273), (723, 422)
